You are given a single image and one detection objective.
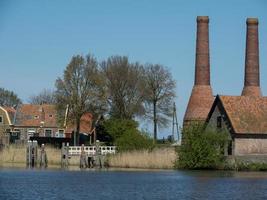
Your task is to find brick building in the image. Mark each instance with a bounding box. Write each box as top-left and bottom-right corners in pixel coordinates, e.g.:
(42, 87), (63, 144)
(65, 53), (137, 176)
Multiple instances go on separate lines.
(0, 104), (93, 144)
(205, 18), (267, 156)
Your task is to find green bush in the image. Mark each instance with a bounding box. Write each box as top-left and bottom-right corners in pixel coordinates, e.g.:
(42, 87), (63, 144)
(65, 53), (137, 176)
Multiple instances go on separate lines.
(176, 123), (228, 169)
(115, 129), (154, 151)
(104, 118), (154, 151)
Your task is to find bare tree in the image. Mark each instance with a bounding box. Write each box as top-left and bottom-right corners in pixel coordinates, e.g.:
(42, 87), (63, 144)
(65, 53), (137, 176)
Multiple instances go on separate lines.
(101, 56), (146, 119)
(55, 54), (107, 145)
(0, 87), (22, 107)
(28, 89), (56, 104)
(144, 64), (176, 142)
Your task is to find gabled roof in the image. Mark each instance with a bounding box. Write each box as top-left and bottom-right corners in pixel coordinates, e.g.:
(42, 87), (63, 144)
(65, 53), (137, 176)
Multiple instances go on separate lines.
(1, 106), (16, 124)
(209, 95), (267, 134)
(14, 104), (58, 127)
(0, 106), (15, 125)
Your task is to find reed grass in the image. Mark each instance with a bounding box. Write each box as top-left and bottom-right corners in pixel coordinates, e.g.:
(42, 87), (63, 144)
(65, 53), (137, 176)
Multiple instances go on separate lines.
(108, 147), (176, 169)
(1, 145), (176, 169)
(0, 145), (80, 167)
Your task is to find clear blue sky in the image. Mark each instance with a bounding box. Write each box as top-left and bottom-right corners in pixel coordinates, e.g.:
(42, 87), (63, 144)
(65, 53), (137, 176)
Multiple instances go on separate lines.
(0, 0), (267, 137)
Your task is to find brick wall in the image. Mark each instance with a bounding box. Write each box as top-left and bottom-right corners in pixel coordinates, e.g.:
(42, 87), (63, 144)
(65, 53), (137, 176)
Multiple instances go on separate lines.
(235, 138), (267, 155)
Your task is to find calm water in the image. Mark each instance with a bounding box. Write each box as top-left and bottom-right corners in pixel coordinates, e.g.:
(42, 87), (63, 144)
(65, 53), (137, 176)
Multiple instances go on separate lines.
(1, 168), (267, 200)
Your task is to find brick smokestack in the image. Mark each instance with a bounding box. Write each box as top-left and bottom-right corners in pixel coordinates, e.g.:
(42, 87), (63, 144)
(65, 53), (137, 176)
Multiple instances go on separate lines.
(195, 16), (210, 85)
(183, 16), (214, 126)
(241, 18), (262, 97)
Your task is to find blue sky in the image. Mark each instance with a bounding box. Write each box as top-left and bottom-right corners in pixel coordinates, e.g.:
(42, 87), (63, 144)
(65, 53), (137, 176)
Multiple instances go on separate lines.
(0, 0), (267, 137)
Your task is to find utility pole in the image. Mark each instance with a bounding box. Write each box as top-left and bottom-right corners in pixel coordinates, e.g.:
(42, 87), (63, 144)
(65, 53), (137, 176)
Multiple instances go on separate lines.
(172, 102), (179, 142)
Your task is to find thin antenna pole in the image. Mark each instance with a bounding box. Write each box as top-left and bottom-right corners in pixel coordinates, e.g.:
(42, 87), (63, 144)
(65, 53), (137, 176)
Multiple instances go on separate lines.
(172, 102), (179, 142)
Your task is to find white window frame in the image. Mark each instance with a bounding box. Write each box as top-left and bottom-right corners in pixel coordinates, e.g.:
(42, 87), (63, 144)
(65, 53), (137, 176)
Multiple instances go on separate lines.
(27, 128), (36, 139)
(58, 129), (64, 134)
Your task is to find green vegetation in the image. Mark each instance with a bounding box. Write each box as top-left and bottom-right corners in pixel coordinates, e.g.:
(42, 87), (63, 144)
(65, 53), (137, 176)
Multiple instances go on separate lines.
(225, 161), (267, 171)
(176, 123), (228, 169)
(104, 118), (154, 151)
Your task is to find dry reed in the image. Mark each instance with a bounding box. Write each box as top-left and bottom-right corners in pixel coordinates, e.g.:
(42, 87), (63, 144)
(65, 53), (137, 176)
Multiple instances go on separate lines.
(1, 145), (177, 169)
(0, 145), (80, 167)
(108, 147), (176, 169)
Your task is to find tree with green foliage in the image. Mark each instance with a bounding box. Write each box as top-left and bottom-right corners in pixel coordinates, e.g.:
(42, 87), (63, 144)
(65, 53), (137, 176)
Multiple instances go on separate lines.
(55, 54), (107, 145)
(144, 64), (176, 142)
(103, 118), (154, 151)
(176, 123), (228, 169)
(0, 87), (22, 106)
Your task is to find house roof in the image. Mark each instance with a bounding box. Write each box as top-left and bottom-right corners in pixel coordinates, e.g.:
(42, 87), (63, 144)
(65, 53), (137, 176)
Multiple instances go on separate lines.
(217, 95), (267, 134)
(65, 113), (93, 134)
(1, 106), (16, 124)
(14, 104), (58, 127)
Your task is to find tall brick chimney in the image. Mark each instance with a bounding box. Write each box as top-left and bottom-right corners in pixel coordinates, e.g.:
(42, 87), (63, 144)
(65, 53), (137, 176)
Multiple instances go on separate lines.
(241, 18), (262, 97)
(183, 16), (214, 126)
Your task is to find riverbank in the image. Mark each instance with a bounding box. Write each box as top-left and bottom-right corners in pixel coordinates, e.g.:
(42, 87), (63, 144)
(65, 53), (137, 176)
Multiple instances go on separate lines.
(0, 145), (80, 167)
(0, 145), (176, 169)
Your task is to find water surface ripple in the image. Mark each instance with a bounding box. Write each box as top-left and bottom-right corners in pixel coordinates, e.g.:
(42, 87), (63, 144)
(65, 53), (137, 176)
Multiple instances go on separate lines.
(0, 168), (267, 200)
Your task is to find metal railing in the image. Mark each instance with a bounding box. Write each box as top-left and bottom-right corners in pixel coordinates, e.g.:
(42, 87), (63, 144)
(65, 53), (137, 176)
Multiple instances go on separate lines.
(68, 146), (116, 156)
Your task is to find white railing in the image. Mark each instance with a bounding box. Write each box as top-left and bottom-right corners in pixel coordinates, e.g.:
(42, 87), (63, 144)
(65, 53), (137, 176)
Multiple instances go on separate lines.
(68, 146), (116, 156)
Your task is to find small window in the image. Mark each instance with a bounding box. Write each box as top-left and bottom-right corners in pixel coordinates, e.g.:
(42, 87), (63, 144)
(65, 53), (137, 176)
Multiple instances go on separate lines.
(0, 115), (3, 123)
(5, 129), (11, 133)
(12, 132), (17, 137)
(217, 116), (222, 128)
(14, 129), (21, 133)
(58, 129), (64, 134)
(45, 129), (52, 137)
(49, 114), (53, 118)
(34, 115), (39, 119)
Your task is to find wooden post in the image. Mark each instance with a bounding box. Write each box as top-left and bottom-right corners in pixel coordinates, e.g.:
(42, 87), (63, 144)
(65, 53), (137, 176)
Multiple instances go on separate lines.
(39, 143), (48, 168)
(26, 140), (38, 168)
(61, 142), (69, 169)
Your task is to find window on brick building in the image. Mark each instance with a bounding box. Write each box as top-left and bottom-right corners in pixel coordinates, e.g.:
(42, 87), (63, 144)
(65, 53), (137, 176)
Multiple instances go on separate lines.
(45, 129), (52, 137)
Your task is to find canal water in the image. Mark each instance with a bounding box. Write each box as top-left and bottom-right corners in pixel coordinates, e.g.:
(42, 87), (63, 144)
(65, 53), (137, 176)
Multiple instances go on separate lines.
(0, 168), (267, 200)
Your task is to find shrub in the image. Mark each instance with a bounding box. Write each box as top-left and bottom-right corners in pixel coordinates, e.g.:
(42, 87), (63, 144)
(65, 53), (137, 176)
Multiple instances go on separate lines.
(104, 118), (154, 151)
(176, 123), (228, 169)
(115, 129), (154, 151)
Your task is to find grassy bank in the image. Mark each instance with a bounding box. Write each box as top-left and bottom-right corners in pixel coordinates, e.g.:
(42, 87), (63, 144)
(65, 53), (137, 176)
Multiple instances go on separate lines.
(107, 147), (176, 169)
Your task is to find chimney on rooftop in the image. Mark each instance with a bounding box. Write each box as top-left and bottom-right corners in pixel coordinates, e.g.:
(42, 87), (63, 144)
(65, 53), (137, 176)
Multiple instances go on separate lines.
(241, 18), (262, 97)
(183, 16), (214, 126)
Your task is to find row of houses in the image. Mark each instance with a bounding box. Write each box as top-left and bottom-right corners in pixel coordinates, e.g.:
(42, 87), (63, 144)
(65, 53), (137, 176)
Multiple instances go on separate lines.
(0, 104), (93, 145)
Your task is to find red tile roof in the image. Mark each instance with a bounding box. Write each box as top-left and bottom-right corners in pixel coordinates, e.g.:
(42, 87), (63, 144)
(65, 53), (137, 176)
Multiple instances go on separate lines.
(218, 95), (267, 134)
(15, 104), (58, 127)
